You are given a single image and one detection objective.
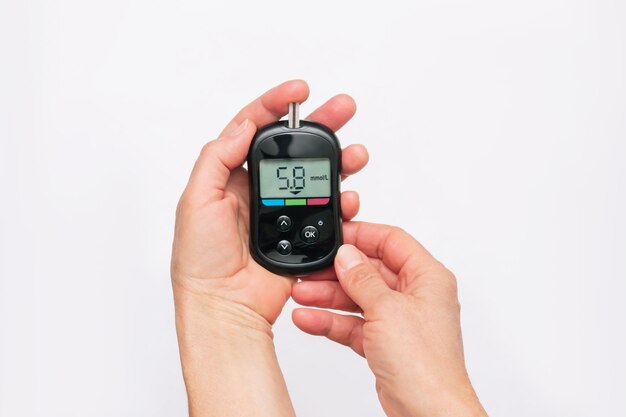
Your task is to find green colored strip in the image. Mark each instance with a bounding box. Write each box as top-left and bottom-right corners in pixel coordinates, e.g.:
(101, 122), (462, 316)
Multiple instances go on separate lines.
(285, 199), (307, 206)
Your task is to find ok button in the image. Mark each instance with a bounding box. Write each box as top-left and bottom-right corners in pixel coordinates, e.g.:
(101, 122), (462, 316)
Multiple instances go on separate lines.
(301, 226), (319, 244)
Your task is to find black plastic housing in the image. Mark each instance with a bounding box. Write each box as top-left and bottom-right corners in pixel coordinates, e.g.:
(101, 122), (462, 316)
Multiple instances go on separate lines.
(247, 120), (342, 275)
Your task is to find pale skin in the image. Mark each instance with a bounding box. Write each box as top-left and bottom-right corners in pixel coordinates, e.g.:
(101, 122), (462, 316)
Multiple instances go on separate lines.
(171, 80), (487, 417)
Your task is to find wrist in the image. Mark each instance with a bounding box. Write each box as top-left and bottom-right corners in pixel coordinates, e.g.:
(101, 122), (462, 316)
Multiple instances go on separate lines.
(173, 288), (295, 417)
(173, 286), (274, 340)
(378, 372), (487, 417)
(385, 374), (486, 417)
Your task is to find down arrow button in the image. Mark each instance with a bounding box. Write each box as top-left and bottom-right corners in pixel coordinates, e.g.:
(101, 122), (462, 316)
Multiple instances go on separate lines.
(276, 240), (292, 255)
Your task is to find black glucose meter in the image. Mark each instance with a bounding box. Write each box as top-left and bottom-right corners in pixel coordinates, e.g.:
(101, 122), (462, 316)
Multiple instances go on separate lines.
(248, 102), (342, 275)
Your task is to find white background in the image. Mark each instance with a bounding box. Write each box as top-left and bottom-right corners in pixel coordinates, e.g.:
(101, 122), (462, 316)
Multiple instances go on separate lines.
(1, 1), (625, 416)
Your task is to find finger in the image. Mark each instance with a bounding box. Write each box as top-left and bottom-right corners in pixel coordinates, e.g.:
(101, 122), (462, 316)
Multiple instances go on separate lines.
(298, 221), (367, 282)
(301, 248), (399, 289)
(341, 144), (369, 180)
(335, 244), (395, 312)
(220, 80), (310, 136)
(343, 221), (437, 275)
(341, 191), (360, 220)
(292, 281), (361, 313)
(305, 94), (357, 132)
(292, 308), (365, 356)
(297, 265), (337, 281)
(185, 119), (257, 202)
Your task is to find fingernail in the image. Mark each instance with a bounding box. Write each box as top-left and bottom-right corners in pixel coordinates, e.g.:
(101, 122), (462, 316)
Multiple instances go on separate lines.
(228, 119), (248, 137)
(336, 244), (364, 273)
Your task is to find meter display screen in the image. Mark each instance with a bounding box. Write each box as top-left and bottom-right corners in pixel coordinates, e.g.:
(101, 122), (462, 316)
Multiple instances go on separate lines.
(259, 158), (331, 199)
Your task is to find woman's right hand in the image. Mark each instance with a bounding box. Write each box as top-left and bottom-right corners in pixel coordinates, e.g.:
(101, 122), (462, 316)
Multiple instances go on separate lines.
(292, 222), (487, 417)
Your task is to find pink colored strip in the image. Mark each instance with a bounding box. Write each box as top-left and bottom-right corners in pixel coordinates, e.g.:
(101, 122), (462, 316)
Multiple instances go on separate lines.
(307, 198), (330, 206)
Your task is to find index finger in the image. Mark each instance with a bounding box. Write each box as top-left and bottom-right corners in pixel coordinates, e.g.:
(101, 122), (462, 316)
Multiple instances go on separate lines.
(220, 79), (310, 136)
(342, 221), (438, 275)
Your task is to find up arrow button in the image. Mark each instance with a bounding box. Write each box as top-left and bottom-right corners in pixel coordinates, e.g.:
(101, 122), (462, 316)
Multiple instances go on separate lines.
(276, 216), (292, 232)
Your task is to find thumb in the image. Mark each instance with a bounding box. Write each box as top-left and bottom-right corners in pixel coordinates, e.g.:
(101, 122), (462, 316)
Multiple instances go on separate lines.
(185, 118), (256, 202)
(335, 244), (393, 312)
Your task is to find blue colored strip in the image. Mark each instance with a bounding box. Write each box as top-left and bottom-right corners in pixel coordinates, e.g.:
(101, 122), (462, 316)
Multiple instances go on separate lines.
(262, 199), (284, 206)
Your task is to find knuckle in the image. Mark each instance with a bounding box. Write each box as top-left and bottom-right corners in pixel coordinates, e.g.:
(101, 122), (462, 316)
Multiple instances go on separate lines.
(348, 264), (380, 288)
(453, 297), (462, 314)
(443, 270), (458, 295)
(390, 225), (407, 237)
(437, 268), (460, 309)
(199, 139), (219, 159)
(424, 260), (458, 295)
(176, 194), (191, 214)
(176, 191), (203, 215)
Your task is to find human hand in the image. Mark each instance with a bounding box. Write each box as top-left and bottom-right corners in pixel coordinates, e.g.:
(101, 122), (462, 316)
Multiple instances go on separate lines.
(170, 81), (368, 417)
(170, 79), (368, 327)
(292, 222), (487, 417)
